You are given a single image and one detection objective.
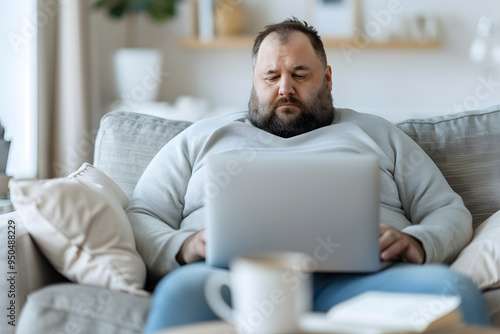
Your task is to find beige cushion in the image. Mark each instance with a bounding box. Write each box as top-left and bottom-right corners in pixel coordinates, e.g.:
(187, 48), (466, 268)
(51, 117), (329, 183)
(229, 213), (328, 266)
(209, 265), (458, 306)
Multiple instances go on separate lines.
(9, 163), (148, 297)
(451, 210), (500, 290)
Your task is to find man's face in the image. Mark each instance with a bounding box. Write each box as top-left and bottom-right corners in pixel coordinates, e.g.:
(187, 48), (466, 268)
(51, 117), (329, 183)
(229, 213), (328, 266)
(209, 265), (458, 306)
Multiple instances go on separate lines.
(248, 31), (334, 138)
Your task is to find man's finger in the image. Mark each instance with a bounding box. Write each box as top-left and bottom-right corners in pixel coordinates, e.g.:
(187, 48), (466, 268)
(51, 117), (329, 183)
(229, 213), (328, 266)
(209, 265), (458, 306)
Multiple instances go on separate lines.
(379, 224), (390, 236)
(379, 227), (400, 253)
(199, 230), (206, 243)
(381, 238), (409, 261)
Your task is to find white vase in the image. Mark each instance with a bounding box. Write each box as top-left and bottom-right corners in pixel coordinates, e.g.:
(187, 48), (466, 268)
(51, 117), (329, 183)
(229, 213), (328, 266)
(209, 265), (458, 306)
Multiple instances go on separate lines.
(113, 48), (163, 107)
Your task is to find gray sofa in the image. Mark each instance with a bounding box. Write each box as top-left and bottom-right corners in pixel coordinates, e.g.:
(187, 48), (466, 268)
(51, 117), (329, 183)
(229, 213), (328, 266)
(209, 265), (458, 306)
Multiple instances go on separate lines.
(2, 105), (500, 333)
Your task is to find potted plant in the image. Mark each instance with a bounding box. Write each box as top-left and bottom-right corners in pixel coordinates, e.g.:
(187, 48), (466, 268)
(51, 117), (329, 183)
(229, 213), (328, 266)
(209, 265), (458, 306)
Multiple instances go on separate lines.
(94, 0), (181, 106)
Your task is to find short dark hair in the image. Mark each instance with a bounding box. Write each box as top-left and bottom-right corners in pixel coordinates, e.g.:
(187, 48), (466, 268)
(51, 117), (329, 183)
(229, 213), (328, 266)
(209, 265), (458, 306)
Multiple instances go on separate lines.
(251, 18), (328, 69)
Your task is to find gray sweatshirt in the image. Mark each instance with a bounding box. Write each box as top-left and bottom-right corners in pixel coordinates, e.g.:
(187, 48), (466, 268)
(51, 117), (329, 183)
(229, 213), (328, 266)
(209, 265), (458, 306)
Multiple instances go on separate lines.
(126, 108), (472, 281)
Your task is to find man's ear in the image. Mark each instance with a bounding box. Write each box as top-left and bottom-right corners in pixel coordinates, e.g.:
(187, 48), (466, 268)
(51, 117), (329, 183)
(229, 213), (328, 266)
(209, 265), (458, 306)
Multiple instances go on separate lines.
(325, 65), (333, 91)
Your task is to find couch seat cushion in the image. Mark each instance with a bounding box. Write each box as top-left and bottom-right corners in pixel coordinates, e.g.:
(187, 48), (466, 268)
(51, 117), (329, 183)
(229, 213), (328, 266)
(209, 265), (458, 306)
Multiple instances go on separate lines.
(483, 288), (500, 327)
(17, 284), (150, 334)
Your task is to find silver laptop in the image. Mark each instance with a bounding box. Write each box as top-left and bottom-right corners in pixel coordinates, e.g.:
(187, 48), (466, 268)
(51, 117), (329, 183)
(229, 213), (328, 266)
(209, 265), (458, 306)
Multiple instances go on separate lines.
(204, 150), (384, 272)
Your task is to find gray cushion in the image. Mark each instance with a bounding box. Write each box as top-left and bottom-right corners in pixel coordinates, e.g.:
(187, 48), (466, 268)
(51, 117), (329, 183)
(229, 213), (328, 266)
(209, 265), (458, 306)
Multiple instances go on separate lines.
(93, 111), (192, 198)
(397, 105), (500, 229)
(17, 284), (150, 334)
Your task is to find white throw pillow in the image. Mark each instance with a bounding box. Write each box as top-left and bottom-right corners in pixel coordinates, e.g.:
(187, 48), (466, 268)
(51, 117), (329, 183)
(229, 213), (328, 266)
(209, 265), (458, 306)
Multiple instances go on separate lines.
(9, 163), (148, 297)
(451, 209), (500, 290)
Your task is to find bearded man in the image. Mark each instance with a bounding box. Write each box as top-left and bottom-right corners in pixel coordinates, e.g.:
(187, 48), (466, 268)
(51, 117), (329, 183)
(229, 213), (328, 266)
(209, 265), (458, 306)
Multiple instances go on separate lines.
(127, 18), (490, 333)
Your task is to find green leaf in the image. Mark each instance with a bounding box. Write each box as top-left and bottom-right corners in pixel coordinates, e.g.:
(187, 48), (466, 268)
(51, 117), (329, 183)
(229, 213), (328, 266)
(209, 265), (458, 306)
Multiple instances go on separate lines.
(93, 0), (179, 21)
(93, 0), (107, 8)
(109, 3), (129, 19)
(148, 0), (177, 22)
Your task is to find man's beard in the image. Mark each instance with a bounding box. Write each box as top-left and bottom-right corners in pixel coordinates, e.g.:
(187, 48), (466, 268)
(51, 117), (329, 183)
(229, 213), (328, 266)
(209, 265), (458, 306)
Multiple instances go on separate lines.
(247, 80), (334, 138)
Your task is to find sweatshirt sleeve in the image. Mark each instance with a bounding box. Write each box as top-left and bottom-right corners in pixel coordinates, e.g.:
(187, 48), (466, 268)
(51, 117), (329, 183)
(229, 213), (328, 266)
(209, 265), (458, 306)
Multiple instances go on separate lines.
(338, 109), (473, 264)
(126, 128), (196, 282)
(390, 125), (473, 264)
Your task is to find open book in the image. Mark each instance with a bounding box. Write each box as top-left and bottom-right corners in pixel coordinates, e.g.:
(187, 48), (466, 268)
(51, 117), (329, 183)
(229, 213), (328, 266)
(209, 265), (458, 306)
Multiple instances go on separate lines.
(300, 291), (462, 333)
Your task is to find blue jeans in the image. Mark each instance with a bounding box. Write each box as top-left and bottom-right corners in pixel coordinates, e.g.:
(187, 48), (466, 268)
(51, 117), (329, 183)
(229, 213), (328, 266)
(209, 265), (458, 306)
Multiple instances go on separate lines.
(143, 262), (490, 333)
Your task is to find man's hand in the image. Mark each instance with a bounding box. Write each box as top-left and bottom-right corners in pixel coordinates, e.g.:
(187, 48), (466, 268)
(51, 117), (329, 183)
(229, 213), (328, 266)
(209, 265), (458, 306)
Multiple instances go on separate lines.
(379, 224), (425, 264)
(176, 230), (206, 265)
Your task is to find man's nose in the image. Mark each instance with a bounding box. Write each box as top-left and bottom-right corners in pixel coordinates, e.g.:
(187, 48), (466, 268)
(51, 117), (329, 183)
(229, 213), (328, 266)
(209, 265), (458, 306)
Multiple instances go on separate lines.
(278, 76), (295, 96)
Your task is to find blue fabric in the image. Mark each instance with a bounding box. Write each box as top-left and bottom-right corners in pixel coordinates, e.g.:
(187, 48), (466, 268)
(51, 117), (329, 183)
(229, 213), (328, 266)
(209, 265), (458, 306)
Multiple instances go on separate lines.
(143, 262), (490, 333)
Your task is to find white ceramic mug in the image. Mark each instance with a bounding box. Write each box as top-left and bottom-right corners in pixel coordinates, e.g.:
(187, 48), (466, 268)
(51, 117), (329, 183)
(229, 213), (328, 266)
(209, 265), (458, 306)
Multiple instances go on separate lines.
(204, 252), (313, 334)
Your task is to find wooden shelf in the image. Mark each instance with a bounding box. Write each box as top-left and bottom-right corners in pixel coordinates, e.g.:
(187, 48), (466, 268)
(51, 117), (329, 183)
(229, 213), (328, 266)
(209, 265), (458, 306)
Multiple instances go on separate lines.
(179, 35), (257, 49)
(178, 35), (441, 50)
(348, 40), (441, 49)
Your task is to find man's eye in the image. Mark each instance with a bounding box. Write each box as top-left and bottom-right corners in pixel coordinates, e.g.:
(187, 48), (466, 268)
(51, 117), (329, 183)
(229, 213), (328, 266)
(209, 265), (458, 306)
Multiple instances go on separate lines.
(266, 77), (279, 82)
(294, 74), (306, 79)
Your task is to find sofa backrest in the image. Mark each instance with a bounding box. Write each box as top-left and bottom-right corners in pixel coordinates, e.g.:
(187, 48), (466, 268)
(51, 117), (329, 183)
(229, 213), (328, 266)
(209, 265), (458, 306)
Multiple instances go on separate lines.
(397, 105), (500, 229)
(94, 106), (500, 230)
(93, 111), (192, 198)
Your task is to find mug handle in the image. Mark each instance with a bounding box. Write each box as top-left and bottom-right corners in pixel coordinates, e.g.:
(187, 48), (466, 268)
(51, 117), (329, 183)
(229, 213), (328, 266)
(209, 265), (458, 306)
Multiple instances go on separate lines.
(204, 271), (233, 322)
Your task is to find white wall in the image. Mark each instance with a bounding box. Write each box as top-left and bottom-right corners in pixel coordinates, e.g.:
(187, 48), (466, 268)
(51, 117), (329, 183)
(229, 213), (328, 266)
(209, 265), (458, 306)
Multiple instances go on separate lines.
(91, 0), (500, 124)
(0, 1), (37, 179)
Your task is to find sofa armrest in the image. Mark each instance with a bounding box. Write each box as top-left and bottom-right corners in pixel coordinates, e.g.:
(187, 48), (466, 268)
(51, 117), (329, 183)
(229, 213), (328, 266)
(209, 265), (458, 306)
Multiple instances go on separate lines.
(0, 211), (66, 333)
